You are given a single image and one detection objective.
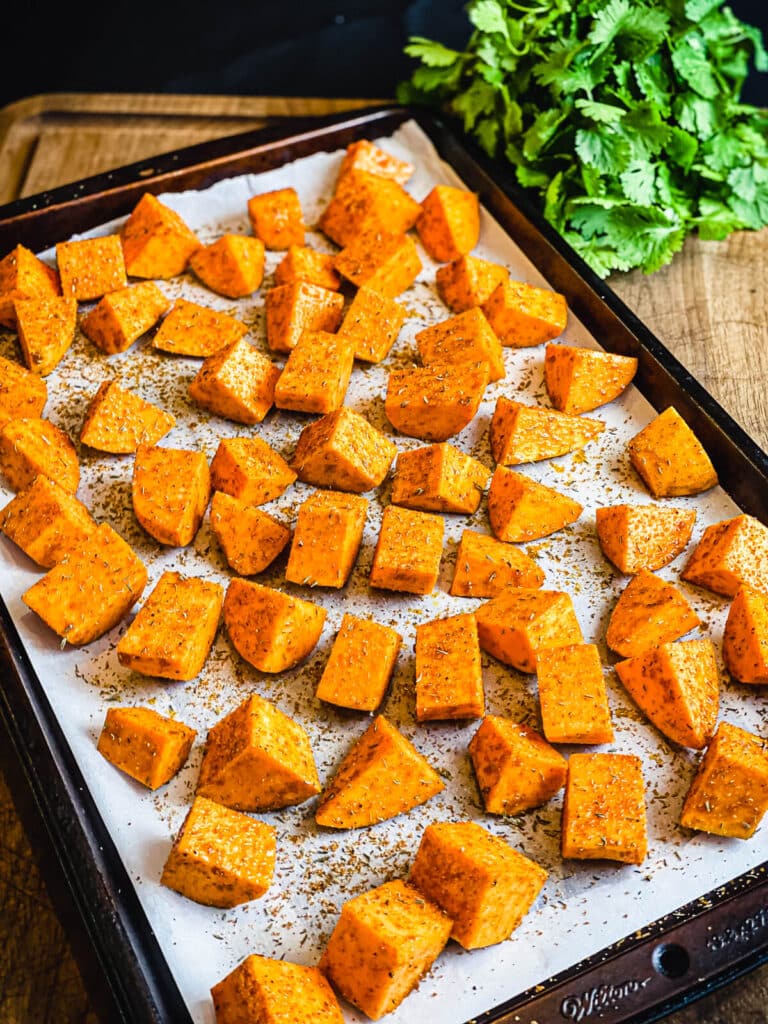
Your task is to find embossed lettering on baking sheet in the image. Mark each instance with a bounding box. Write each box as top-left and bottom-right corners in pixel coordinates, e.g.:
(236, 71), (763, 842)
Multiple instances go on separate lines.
(560, 978), (652, 1021)
(706, 906), (768, 952)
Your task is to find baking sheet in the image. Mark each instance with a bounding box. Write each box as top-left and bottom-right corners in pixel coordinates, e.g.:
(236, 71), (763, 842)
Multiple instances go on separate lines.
(0, 119), (765, 1024)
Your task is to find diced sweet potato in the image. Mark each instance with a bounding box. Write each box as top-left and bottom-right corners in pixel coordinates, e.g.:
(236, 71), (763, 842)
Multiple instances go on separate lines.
(152, 297), (247, 357)
(338, 139), (414, 186)
(337, 286), (408, 363)
(210, 436), (296, 505)
(435, 254), (509, 313)
(334, 227), (422, 298)
(120, 192), (200, 278)
(723, 586), (768, 684)
(682, 513), (768, 597)
(596, 504), (697, 574)
(286, 489), (367, 589)
(320, 169), (421, 247)
(562, 753), (647, 864)
(223, 578), (326, 673)
(117, 571), (223, 680)
(274, 244), (341, 291)
(680, 721), (768, 838)
(536, 644), (614, 745)
(320, 879), (451, 1021)
(606, 570), (700, 657)
(615, 638), (719, 749)
(469, 716), (567, 815)
(22, 523), (147, 645)
(161, 795), (275, 908)
(189, 234), (265, 298)
(475, 587), (583, 672)
(274, 330), (355, 414)
(291, 407), (396, 493)
(209, 491), (291, 576)
(316, 614), (401, 712)
(0, 474), (95, 568)
(247, 187), (305, 249)
(417, 185), (480, 263)
(80, 380), (175, 453)
(450, 529), (545, 598)
(369, 505), (444, 595)
(0, 244), (60, 328)
(482, 279), (567, 347)
(15, 295), (77, 374)
(97, 706), (196, 789)
(545, 343), (638, 415)
(490, 397), (604, 465)
(132, 443), (210, 546)
(56, 235), (127, 301)
(487, 466), (582, 542)
(189, 337), (280, 424)
(80, 281), (169, 354)
(212, 955), (343, 1024)
(409, 822), (547, 949)
(197, 693), (320, 811)
(416, 307), (504, 382)
(316, 715), (443, 829)
(416, 612), (484, 721)
(391, 443), (489, 514)
(0, 355), (47, 427)
(0, 417), (79, 494)
(628, 406), (718, 497)
(265, 280), (344, 354)
(385, 360), (489, 442)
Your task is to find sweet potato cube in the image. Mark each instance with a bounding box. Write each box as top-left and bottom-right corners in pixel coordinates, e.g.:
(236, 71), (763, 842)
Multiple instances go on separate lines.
(410, 822), (547, 949)
(161, 795), (275, 908)
(385, 361), (489, 442)
(291, 407), (396, 493)
(469, 716), (567, 815)
(80, 281), (169, 355)
(628, 406), (718, 497)
(450, 529), (545, 598)
(417, 185), (480, 263)
(189, 337), (280, 425)
(152, 298), (247, 357)
(0, 355), (47, 427)
(0, 417), (79, 494)
(615, 639), (719, 749)
(15, 295), (77, 374)
(132, 444), (210, 546)
(212, 955), (343, 1024)
(334, 227), (421, 297)
(247, 187), (305, 249)
(80, 380), (175, 453)
(369, 505), (444, 595)
(723, 586), (768, 684)
(606, 570), (700, 657)
(475, 587), (583, 672)
(416, 307), (504, 382)
(0, 474), (95, 568)
(545, 343), (638, 415)
(536, 644), (614, 745)
(680, 721), (768, 838)
(97, 706), (196, 789)
(416, 612), (484, 721)
(274, 244), (341, 291)
(337, 285), (407, 363)
(482, 279), (567, 348)
(488, 466), (582, 542)
(391, 443), (489, 514)
(209, 491), (291, 576)
(682, 513), (768, 597)
(22, 523), (147, 645)
(274, 330), (355, 414)
(197, 693), (320, 811)
(315, 614), (401, 712)
(223, 578), (326, 674)
(562, 753), (647, 864)
(265, 280), (344, 354)
(320, 169), (421, 247)
(338, 139), (414, 186)
(210, 436), (296, 505)
(56, 235), (127, 301)
(435, 254), (509, 313)
(117, 571), (223, 680)
(596, 504), (697, 574)
(189, 234), (265, 298)
(120, 192), (200, 278)
(490, 397), (604, 465)
(0, 245), (60, 328)
(285, 489), (367, 588)
(316, 715), (443, 829)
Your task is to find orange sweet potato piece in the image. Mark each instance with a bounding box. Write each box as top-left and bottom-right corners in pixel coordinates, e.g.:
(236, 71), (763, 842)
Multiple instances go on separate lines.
(606, 569), (700, 657)
(97, 706), (196, 789)
(722, 586), (768, 684)
(536, 643), (614, 745)
(0, 355), (47, 427)
(490, 397), (604, 465)
(274, 244), (341, 291)
(562, 753), (647, 864)
(189, 234), (265, 298)
(274, 330), (355, 414)
(210, 436), (296, 505)
(417, 185), (480, 262)
(152, 297), (247, 357)
(0, 474), (95, 568)
(369, 505), (444, 595)
(333, 226), (422, 297)
(286, 489), (367, 589)
(80, 281), (169, 354)
(628, 406), (718, 497)
(487, 466), (582, 542)
(415, 612), (484, 721)
(80, 380), (175, 453)
(56, 235), (127, 301)
(209, 491), (291, 576)
(338, 139), (414, 186)
(416, 307), (505, 382)
(337, 285), (408, 363)
(450, 529), (545, 598)
(212, 955), (343, 1024)
(475, 587), (583, 672)
(385, 361), (489, 442)
(0, 245), (60, 328)
(482, 279), (567, 347)
(596, 504), (697, 574)
(315, 614), (401, 712)
(320, 169), (421, 247)
(391, 443), (489, 514)
(265, 280), (344, 354)
(0, 417), (79, 494)
(15, 295), (77, 374)
(247, 187), (305, 249)
(188, 337), (280, 424)
(132, 444), (210, 547)
(435, 254), (509, 313)
(545, 343), (638, 415)
(682, 513), (768, 597)
(120, 192), (200, 278)
(291, 407), (396, 493)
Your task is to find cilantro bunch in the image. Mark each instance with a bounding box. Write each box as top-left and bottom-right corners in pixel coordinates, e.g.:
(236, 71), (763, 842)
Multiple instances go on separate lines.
(398, 0), (768, 276)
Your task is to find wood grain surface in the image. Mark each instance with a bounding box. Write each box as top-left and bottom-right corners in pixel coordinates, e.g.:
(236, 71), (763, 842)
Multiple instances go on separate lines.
(0, 92), (766, 1024)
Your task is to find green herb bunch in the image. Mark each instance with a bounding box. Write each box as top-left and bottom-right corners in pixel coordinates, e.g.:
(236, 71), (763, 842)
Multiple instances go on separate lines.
(398, 0), (768, 276)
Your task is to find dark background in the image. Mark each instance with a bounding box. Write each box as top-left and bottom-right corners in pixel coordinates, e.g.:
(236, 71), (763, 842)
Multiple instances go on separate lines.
(2, 0), (766, 107)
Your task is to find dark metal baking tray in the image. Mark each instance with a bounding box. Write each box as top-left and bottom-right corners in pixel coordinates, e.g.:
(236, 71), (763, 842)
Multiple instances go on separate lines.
(1, 105), (767, 1024)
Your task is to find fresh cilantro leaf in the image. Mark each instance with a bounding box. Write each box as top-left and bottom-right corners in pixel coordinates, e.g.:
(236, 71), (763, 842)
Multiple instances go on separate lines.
(671, 33), (720, 99)
(523, 107), (569, 159)
(469, 0), (510, 40)
(452, 79), (498, 132)
(575, 99), (627, 124)
(403, 38), (460, 68)
(575, 128), (631, 174)
(685, 0), (722, 20)
(666, 126), (699, 170)
(620, 161), (657, 204)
